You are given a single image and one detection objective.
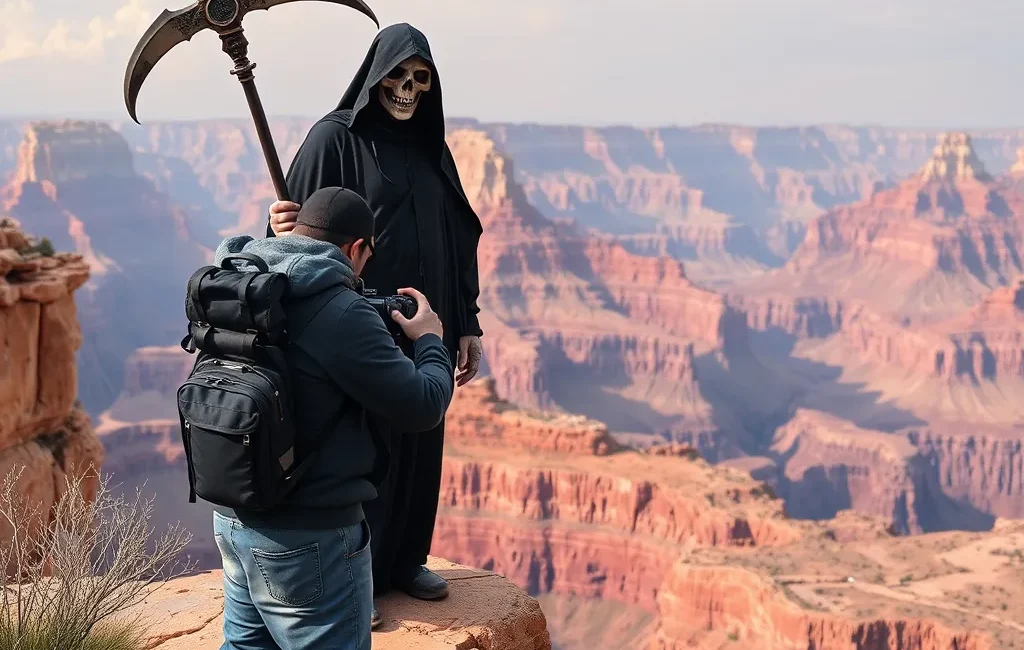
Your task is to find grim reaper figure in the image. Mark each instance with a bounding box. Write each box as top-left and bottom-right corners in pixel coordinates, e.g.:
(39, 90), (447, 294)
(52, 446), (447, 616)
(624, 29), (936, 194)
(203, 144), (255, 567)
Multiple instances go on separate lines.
(266, 23), (483, 623)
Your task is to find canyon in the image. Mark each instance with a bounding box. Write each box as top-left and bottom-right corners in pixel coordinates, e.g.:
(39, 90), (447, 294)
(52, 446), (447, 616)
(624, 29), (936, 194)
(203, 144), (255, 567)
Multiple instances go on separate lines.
(7, 119), (1024, 285)
(92, 353), (1024, 649)
(1, 121), (214, 415)
(740, 133), (1024, 319)
(5, 115), (1024, 648)
(425, 384), (1024, 650)
(447, 127), (792, 460)
(8, 117), (1024, 533)
(716, 135), (1024, 534)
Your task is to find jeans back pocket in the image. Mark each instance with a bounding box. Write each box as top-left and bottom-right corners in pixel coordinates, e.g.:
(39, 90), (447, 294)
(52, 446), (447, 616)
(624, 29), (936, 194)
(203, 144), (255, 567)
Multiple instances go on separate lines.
(251, 542), (324, 606)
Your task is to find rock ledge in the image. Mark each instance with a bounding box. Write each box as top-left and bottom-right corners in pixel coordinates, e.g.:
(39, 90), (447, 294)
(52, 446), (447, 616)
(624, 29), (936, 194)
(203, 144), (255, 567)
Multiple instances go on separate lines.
(135, 557), (552, 650)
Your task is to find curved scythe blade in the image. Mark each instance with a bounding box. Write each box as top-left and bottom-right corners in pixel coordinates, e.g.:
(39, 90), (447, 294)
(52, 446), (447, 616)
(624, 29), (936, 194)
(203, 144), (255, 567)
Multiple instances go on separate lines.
(247, 0), (379, 29)
(124, 3), (206, 124)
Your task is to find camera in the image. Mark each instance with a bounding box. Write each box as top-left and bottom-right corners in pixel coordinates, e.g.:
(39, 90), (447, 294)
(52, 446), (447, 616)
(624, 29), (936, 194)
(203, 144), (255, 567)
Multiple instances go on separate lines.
(363, 288), (418, 339)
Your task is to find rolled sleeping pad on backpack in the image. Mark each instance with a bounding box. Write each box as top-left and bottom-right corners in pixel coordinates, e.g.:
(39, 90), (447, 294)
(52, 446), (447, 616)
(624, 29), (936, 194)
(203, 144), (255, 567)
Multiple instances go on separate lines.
(185, 253), (290, 343)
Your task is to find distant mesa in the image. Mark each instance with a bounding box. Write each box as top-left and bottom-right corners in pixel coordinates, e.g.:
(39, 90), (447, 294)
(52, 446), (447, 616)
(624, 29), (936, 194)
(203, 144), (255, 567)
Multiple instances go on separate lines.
(737, 131), (1024, 321)
(1012, 147), (1024, 176)
(918, 132), (993, 183)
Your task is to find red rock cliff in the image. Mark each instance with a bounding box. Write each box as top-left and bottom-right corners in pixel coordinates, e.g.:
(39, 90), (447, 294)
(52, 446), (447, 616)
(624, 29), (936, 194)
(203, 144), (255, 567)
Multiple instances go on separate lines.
(742, 133), (1024, 320)
(447, 129), (789, 457)
(0, 217), (104, 544)
(90, 343), (1016, 649)
(650, 562), (991, 650)
(2, 121), (212, 414)
(431, 382), (1012, 649)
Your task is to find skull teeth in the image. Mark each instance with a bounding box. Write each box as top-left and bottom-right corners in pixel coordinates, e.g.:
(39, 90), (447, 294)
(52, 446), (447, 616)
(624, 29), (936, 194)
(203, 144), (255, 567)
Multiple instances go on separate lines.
(384, 89), (416, 107)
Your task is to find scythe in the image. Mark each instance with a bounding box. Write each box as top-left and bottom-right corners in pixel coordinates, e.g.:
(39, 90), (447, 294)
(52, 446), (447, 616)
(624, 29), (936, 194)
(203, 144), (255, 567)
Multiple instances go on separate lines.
(124, 0), (379, 201)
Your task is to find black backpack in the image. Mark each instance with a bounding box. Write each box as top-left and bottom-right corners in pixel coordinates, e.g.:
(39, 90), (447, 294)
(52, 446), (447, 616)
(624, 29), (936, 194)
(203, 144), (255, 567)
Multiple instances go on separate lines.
(176, 252), (385, 510)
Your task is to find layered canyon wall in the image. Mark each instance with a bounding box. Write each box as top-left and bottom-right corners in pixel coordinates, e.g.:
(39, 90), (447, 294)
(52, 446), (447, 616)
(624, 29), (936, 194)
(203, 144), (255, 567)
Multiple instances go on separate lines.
(88, 343), (1016, 649)
(1, 121), (213, 415)
(0, 218), (104, 543)
(430, 381), (1011, 650)
(449, 128), (791, 458)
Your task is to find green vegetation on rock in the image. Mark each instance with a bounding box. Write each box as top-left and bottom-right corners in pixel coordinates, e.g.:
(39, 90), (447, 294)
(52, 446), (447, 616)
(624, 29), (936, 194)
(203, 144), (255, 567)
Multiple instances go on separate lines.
(0, 467), (194, 650)
(17, 237), (55, 259)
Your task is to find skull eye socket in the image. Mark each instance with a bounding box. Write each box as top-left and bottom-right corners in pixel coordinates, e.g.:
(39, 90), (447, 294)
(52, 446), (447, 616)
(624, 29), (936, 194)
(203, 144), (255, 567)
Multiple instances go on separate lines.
(386, 66), (406, 80)
(413, 70), (430, 85)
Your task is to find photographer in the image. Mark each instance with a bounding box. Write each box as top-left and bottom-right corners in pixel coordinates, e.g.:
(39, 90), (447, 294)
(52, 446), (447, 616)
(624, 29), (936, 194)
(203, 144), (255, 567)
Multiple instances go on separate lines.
(211, 186), (454, 650)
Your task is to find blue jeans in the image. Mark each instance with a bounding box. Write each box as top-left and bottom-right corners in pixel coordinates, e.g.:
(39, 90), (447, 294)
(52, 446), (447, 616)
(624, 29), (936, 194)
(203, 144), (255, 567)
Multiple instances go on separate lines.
(214, 511), (373, 650)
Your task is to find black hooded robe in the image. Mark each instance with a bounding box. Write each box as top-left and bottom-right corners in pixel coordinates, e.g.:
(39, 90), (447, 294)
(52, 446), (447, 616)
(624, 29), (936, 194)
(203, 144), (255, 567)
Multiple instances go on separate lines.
(266, 23), (484, 593)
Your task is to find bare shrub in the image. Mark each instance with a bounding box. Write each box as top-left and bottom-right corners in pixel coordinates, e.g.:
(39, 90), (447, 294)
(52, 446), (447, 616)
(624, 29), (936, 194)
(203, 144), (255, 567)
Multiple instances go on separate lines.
(0, 465), (195, 650)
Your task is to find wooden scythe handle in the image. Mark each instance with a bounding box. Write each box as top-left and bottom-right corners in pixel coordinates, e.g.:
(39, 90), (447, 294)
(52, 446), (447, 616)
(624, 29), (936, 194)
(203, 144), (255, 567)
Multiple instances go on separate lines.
(220, 28), (292, 202)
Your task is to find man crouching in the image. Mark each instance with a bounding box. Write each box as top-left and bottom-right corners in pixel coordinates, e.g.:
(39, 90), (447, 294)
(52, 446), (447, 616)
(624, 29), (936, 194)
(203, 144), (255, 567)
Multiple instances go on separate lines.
(212, 187), (454, 650)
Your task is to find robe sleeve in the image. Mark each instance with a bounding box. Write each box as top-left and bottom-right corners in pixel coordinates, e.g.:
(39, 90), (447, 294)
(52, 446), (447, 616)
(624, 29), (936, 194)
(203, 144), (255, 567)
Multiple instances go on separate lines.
(460, 250), (483, 338)
(441, 147), (485, 339)
(265, 120), (348, 238)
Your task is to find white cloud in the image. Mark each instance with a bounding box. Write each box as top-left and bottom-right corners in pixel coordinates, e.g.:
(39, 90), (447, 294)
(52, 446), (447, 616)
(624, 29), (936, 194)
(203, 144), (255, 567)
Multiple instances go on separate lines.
(0, 0), (151, 64)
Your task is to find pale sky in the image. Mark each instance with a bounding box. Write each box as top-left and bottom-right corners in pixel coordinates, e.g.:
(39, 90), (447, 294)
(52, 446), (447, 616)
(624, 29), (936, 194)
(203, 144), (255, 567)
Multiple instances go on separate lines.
(0, 0), (1019, 127)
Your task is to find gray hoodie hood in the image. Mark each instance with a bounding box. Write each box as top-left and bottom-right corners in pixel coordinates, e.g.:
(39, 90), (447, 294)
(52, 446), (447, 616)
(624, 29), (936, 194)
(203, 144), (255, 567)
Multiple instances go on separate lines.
(214, 234), (360, 298)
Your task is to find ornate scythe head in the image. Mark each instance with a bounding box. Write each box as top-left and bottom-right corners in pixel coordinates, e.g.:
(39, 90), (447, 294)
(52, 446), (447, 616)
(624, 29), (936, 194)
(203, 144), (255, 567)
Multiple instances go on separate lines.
(124, 0), (379, 123)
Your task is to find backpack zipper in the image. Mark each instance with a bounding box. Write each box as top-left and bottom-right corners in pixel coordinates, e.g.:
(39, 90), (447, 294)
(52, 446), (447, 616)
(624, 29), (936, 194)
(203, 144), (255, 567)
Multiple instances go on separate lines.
(202, 359), (284, 420)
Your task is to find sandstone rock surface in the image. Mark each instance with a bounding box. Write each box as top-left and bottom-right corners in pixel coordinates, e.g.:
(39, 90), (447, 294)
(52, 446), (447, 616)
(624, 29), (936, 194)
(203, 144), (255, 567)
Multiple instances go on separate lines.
(0, 219), (89, 448)
(649, 562), (992, 650)
(0, 217), (104, 558)
(447, 378), (620, 455)
(132, 558), (551, 650)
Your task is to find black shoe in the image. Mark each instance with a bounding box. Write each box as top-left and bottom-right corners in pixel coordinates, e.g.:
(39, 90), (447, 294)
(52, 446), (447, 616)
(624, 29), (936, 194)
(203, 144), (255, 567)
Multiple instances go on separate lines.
(395, 565), (449, 600)
(371, 605), (383, 629)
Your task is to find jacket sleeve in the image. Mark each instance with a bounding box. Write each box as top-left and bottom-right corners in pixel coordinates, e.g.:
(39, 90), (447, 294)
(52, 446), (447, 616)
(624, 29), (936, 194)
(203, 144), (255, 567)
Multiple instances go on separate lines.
(266, 121), (348, 239)
(319, 298), (454, 432)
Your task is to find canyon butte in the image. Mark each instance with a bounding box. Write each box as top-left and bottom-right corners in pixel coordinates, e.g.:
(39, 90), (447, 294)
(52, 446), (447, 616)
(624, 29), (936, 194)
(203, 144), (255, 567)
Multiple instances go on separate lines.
(4, 117), (1024, 649)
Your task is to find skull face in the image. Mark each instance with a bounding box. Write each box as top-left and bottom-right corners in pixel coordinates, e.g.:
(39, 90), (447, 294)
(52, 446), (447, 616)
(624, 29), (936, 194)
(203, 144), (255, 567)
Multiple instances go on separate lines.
(377, 56), (432, 121)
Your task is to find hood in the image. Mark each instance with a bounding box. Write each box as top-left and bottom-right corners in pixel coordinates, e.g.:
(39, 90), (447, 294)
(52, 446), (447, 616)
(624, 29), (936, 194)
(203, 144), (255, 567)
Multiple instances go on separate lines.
(214, 234), (359, 299)
(326, 23), (445, 151)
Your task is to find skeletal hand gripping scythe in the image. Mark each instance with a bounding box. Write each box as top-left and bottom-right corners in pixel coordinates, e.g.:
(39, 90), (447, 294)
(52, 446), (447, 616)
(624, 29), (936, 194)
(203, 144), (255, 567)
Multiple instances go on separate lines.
(124, 0), (379, 202)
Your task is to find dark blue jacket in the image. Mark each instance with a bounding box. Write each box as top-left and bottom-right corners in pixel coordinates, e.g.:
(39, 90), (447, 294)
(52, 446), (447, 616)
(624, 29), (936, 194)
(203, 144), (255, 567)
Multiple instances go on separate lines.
(212, 233), (453, 529)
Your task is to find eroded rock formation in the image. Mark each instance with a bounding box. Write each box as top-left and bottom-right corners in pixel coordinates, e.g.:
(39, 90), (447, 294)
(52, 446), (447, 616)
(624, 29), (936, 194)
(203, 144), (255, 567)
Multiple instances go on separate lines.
(91, 338), (1022, 649)
(740, 132), (1024, 319)
(0, 218), (104, 546)
(447, 378), (620, 455)
(448, 128), (791, 457)
(649, 562), (992, 650)
(428, 384), (1016, 649)
(1, 121), (213, 414)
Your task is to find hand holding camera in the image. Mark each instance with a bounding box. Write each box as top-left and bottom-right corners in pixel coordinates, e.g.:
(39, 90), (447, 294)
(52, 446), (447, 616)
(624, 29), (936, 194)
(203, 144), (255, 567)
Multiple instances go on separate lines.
(390, 287), (443, 341)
